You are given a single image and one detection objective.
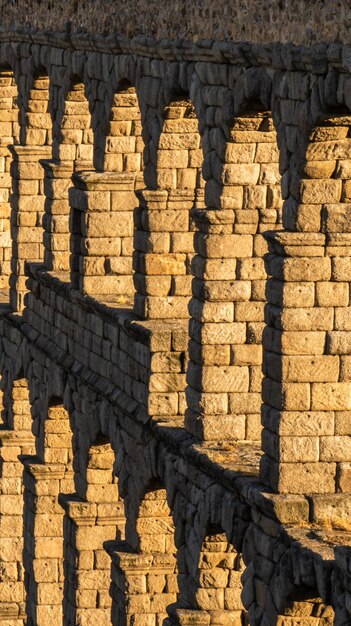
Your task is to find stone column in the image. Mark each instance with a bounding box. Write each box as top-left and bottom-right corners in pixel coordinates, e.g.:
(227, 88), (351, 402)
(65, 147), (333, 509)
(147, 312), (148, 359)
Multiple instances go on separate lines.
(59, 495), (125, 626)
(0, 145), (13, 293)
(41, 159), (74, 272)
(21, 459), (68, 626)
(185, 208), (254, 441)
(133, 188), (196, 319)
(260, 230), (351, 496)
(0, 430), (34, 625)
(9, 145), (51, 311)
(69, 171), (135, 298)
(106, 545), (178, 626)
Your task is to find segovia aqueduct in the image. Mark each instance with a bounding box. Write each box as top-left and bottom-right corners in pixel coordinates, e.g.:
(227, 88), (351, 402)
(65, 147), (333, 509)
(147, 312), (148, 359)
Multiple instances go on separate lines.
(1, 1), (351, 624)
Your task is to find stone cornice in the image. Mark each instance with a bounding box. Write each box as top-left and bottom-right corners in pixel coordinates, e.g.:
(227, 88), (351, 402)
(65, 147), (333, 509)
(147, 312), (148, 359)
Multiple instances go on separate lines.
(0, 27), (349, 74)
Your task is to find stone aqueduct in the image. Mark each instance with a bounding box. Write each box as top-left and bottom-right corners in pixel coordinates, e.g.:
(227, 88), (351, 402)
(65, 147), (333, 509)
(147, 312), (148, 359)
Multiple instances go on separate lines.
(1, 17), (351, 626)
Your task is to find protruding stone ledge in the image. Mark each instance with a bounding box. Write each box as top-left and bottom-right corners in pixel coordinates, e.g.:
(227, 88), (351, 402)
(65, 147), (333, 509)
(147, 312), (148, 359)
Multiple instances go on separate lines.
(0, 602), (20, 620)
(58, 494), (97, 525)
(0, 29), (347, 72)
(21, 457), (66, 480)
(9, 145), (52, 160)
(168, 607), (211, 626)
(0, 428), (33, 447)
(105, 540), (176, 573)
(190, 208), (235, 226)
(72, 170), (135, 191)
(40, 158), (74, 178)
(309, 494), (351, 528)
(58, 493), (125, 526)
(264, 230), (326, 256)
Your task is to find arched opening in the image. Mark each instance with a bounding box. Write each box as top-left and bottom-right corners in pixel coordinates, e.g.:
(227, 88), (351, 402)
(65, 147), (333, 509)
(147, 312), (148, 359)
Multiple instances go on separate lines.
(261, 109), (351, 494)
(22, 73), (52, 147)
(74, 81), (143, 301)
(187, 105), (282, 442)
(10, 72), (52, 311)
(0, 68), (19, 299)
(45, 78), (93, 283)
(22, 398), (73, 625)
(284, 109), (351, 232)
(3, 375), (32, 431)
(134, 93), (204, 320)
(62, 434), (124, 626)
(184, 523), (246, 625)
(274, 586), (334, 625)
(0, 376), (35, 623)
(108, 480), (179, 626)
(104, 80), (143, 183)
(156, 96), (203, 192)
(53, 79), (93, 166)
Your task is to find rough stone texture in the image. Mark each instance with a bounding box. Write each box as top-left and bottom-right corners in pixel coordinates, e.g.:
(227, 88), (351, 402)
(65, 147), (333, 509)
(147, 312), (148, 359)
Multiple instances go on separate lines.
(0, 17), (351, 626)
(1, 1), (351, 45)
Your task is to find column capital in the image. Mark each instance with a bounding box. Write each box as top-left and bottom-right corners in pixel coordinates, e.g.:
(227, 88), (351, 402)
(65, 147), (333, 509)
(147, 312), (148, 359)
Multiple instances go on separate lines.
(58, 493), (97, 524)
(21, 457), (66, 480)
(40, 158), (73, 177)
(264, 230), (326, 256)
(105, 541), (175, 572)
(136, 188), (169, 207)
(168, 608), (211, 626)
(190, 207), (235, 226)
(136, 187), (198, 209)
(0, 429), (33, 447)
(9, 145), (51, 160)
(72, 170), (135, 191)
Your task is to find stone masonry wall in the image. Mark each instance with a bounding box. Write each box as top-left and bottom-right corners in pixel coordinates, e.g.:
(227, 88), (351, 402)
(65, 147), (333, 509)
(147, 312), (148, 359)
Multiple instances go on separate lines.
(1, 24), (351, 626)
(1, 1), (351, 45)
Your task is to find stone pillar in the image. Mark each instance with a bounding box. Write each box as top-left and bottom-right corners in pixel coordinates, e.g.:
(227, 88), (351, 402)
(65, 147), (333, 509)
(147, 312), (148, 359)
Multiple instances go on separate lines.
(260, 230), (351, 496)
(21, 459), (68, 626)
(185, 208), (253, 441)
(106, 545), (178, 626)
(0, 430), (34, 625)
(9, 145), (51, 311)
(41, 159), (74, 272)
(133, 189), (196, 319)
(69, 171), (135, 298)
(59, 495), (125, 626)
(0, 145), (13, 293)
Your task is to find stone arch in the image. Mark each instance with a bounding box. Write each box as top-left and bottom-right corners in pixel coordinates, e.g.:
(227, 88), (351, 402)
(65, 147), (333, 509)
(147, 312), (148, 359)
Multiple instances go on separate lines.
(10, 70), (53, 311)
(21, 72), (52, 147)
(190, 523), (246, 626)
(22, 395), (74, 626)
(107, 477), (179, 626)
(99, 78), (144, 182)
(261, 107), (351, 495)
(78, 432), (120, 505)
(176, 479), (250, 626)
(263, 558), (335, 626)
(54, 77), (95, 287)
(134, 90), (204, 320)
(186, 98), (282, 442)
(154, 93), (203, 192)
(0, 66), (19, 296)
(242, 519), (336, 626)
(61, 432), (124, 626)
(1, 372), (32, 431)
(282, 106), (351, 232)
(36, 396), (74, 470)
(72, 78), (144, 301)
(53, 76), (93, 167)
(271, 587), (335, 626)
(0, 373), (35, 625)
